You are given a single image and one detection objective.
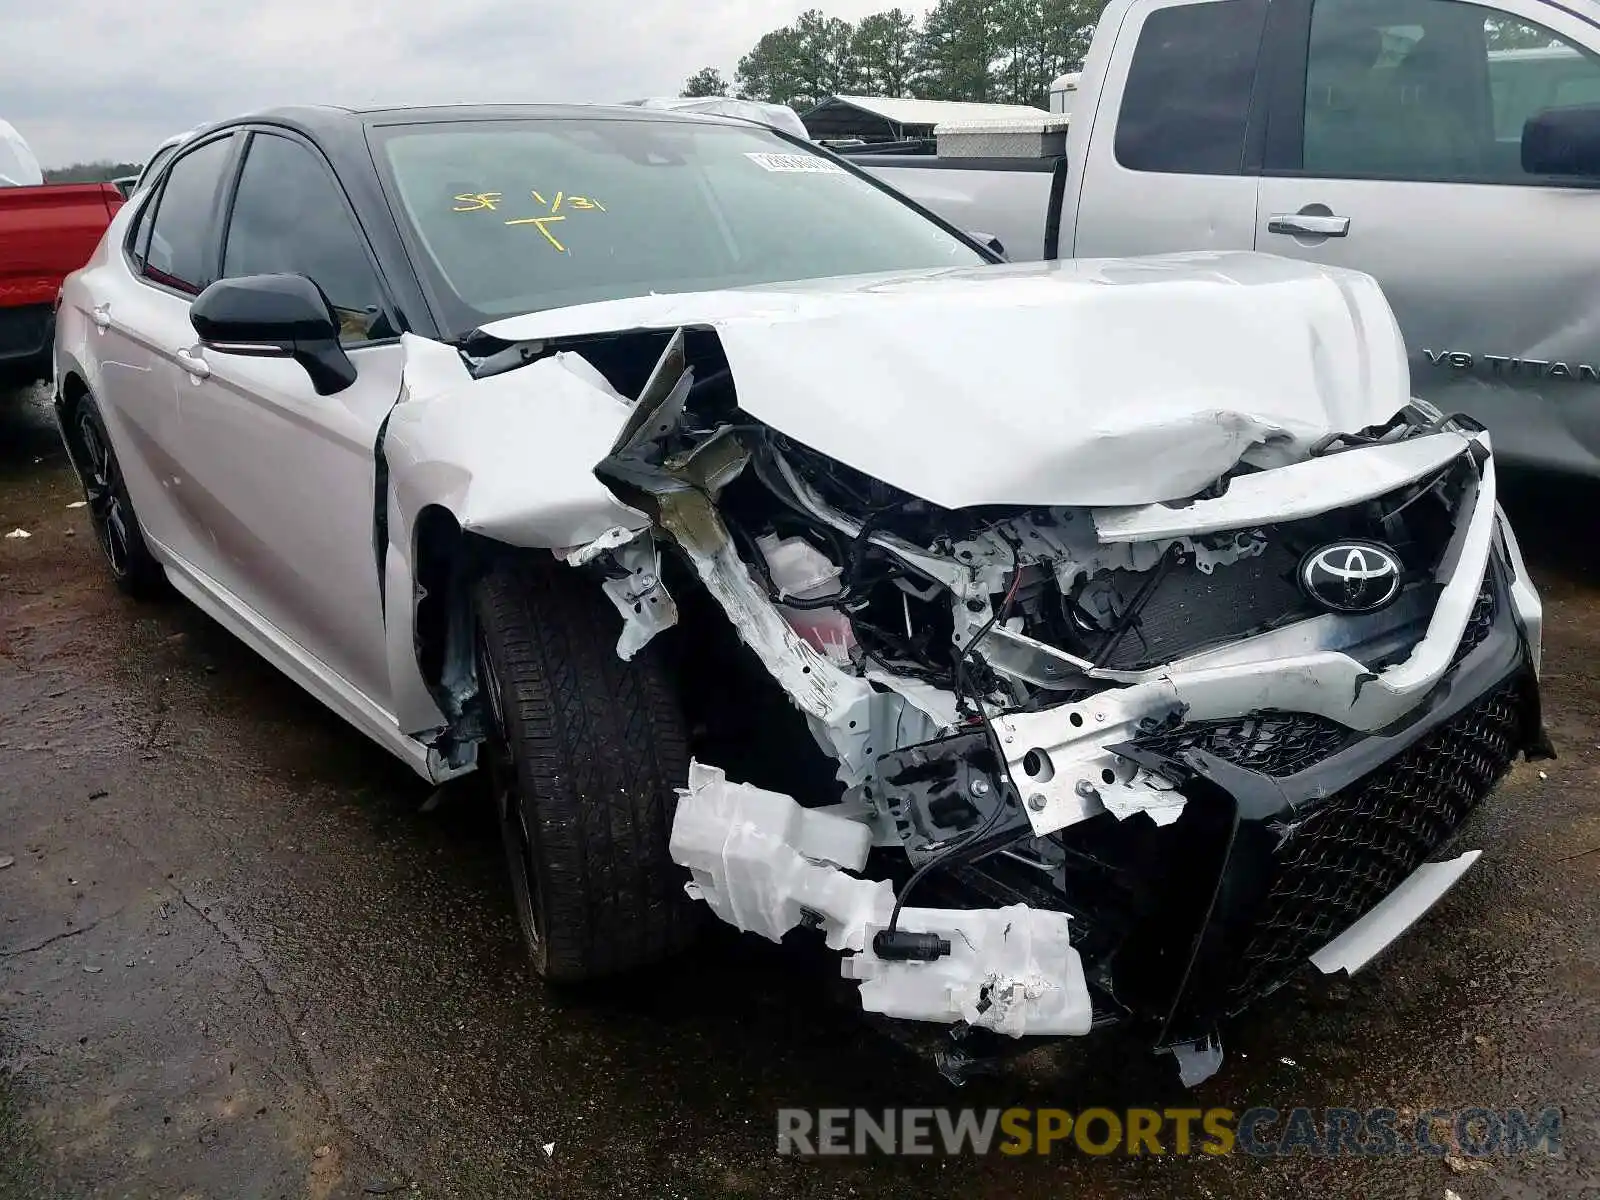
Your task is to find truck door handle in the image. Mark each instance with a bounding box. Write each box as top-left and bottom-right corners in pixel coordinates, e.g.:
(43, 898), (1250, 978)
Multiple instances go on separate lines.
(175, 348), (210, 381)
(92, 304), (111, 330)
(1268, 212), (1351, 238)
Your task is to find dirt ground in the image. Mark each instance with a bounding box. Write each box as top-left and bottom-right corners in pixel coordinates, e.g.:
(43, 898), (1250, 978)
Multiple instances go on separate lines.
(1, 379), (1597, 1199)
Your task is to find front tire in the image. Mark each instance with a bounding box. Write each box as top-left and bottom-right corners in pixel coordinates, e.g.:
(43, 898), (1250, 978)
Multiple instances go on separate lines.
(70, 392), (164, 597)
(473, 551), (698, 982)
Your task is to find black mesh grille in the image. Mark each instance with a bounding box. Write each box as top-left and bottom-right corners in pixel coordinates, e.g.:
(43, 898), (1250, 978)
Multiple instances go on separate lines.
(1226, 679), (1526, 1011)
(1096, 542), (1317, 670)
(1452, 579), (1497, 668)
(1139, 713), (1352, 777)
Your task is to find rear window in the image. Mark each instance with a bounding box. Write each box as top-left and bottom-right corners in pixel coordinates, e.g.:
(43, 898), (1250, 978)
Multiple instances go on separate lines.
(372, 118), (985, 326)
(1114, 0), (1270, 174)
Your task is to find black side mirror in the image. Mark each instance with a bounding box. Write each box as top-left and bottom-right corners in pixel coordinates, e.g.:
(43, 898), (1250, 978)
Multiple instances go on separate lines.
(1522, 104), (1600, 177)
(190, 273), (357, 396)
(968, 230), (1007, 259)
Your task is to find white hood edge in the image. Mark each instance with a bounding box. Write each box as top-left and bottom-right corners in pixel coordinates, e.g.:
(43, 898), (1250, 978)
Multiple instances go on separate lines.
(477, 251), (1413, 509)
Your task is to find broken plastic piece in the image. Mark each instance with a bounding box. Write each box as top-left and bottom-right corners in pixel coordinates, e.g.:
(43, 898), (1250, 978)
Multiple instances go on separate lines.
(1165, 1034), (1225, 1087)
(1309, 849), (1480, 976)
(560, 524), (642, 567)
(671, 761), (1095, 1037)
(1099, 778), (1187, 827)
(594, 535), (678, 661)
(669, 761), (886, 950)
(755, 531), (856, 661)
(1092, 431), (1478, 542)
(845, 904), (1092, 1038)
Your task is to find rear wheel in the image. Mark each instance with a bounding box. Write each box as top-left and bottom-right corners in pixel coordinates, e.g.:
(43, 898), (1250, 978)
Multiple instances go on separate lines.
(472, 551), (698, 982)
(71, 392), (164, 597)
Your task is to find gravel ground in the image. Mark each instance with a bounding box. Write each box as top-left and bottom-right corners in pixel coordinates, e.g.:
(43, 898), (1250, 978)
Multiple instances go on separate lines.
(2, 379), (1596, 1199)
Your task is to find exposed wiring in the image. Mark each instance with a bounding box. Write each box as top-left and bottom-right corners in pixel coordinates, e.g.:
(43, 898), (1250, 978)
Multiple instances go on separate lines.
(884, 537), (1025, 937)
(1093, 544), (1179, 667)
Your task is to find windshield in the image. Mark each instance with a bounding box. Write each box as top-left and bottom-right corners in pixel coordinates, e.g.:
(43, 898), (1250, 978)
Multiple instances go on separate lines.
(372, 117), (985, 326)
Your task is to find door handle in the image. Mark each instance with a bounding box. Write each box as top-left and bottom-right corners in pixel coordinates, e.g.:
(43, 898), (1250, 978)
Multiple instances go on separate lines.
(1268, 212), (1351, 238)
(91, 303), (110, 330)
(175, 348), (210, 381)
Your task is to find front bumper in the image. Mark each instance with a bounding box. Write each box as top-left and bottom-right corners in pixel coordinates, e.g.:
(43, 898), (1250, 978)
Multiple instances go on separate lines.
(666, 436), (1549, 1066)
(1113, 560), (1545, 1047)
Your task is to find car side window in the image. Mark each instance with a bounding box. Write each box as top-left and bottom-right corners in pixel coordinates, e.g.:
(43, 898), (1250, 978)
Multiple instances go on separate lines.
(135, 143), (178, 195)
(125, 188), (158, 268)
(222, 133), (388, 344)
(1114, 0), (1271, 174)
(1302, 0), (1600, 181)
(142, 135), (234, 295)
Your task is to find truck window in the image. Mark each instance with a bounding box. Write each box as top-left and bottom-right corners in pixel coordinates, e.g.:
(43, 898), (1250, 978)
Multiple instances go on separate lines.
(1490, 43), (1600, 140)
(1301, 0), (1600, 181)
(1114, 0), (1270, 175)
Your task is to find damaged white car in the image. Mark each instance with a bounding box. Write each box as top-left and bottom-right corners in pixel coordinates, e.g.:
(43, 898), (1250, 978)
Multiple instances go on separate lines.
(53, 103), (1551, 1084)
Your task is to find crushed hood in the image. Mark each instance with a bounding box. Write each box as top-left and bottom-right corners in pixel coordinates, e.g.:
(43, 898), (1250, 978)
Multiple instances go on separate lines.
(477, 251), (1411, 508)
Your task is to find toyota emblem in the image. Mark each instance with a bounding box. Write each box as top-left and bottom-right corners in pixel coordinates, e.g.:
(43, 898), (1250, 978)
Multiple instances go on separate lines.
(1298, 540), (1404, 613)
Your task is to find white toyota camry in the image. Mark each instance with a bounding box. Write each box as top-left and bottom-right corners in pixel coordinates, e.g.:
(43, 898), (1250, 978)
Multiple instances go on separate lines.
(52, 102), (1550, 1084)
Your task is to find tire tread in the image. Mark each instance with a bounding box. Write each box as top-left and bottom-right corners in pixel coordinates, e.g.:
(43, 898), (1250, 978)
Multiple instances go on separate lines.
(474, 552), (695, 980)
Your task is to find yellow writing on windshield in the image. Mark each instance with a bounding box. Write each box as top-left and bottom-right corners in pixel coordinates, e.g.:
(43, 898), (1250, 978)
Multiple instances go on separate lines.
(451, 188), (608, 254)
(505, 215), (568, 251)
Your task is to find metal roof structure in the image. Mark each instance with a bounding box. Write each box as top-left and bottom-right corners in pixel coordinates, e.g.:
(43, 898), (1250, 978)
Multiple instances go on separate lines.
(800, 95), (1051, 142)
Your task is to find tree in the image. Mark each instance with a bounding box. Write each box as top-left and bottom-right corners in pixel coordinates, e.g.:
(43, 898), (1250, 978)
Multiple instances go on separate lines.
(44, 160), (141, 184)
(725, 0), (1111, 108)
(915, 0), (1001, 100)
(792, 9), (860, 105)
(736, 26), (808, 106)
(853, 9), (920, 95)
(1485, 18), (1560, 50)
(994, 0), (1050, 104)
(681, 67), (730, 97)
(1044, 0), (1104, 78)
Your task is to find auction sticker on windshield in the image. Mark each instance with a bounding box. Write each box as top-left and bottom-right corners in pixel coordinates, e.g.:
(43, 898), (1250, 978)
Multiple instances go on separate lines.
(744, 152), (845, 173)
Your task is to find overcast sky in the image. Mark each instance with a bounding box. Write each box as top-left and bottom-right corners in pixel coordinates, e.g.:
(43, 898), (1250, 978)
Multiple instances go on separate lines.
(5, 0), (893, 166)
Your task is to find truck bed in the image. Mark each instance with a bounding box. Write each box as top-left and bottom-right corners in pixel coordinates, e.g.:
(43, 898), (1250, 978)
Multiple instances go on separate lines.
(0, 182), (122, 378)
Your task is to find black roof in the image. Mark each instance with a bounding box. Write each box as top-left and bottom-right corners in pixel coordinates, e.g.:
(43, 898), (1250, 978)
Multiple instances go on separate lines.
(212, 101), (745, 141)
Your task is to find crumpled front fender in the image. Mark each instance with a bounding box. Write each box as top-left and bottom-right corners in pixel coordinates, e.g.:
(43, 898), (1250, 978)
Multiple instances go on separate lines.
(379, 334), (651, 739)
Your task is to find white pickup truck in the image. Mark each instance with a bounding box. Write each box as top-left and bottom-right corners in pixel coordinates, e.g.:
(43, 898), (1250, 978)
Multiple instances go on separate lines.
(843, 0), (1600, 480)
